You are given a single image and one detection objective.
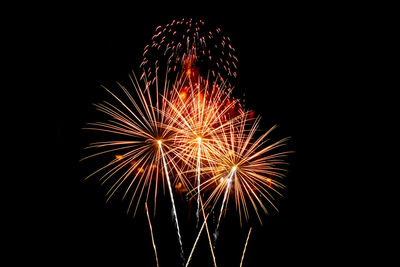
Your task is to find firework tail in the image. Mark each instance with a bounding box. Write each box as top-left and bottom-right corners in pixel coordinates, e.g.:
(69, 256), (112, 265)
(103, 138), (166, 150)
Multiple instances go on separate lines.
(196, 137), (201, 228)
(239, 227), (253, 267)
(145, 202), (159, 267)
(158, 141), (185, 264)
(213, 167), (236, 242)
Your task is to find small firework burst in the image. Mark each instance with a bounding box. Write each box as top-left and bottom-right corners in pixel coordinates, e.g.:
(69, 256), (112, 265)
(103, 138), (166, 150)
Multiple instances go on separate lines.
(141, 18), (238, 88)
(198, 114), (290, 225)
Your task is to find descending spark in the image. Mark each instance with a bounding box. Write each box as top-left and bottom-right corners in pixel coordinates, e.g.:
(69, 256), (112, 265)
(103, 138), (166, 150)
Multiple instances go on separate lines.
(196, 136), (201, 228)
(239, 227), (253, 267)
(214, 166), (236, 241)
(145, 202), (159, 267)
(158, 140), (185, 264)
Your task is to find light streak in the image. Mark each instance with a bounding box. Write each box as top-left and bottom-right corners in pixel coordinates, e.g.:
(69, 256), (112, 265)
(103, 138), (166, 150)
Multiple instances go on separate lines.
(214, 166), (236, 241)
(196, 136), (201, 228)
(199, 197), (217, 267)
(159, 140), (185, 264)
(239, 227), (252, 267)
(186, 196), (218, 267)
(185, 213), (210, 267)
(145, 202), (159, 267)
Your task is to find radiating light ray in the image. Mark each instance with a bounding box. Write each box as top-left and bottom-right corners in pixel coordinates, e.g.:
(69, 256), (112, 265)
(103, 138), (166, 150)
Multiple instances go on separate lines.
(159, 141), (185, 264)
(145, 202), (159, 267)
(239, 227), (252, 267)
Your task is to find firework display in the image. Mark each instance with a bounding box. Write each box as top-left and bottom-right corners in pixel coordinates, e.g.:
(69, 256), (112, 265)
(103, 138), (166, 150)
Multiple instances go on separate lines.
(82, 18), (290, 266)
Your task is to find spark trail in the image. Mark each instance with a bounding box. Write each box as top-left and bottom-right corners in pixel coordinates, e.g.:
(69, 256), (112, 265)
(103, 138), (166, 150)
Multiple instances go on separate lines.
(214, 166), (236, 242)
(239, 227), (252, 267)
(158, 140), (185, 264)
(145, 202), (159, 267)
(196, 137), (201, 228)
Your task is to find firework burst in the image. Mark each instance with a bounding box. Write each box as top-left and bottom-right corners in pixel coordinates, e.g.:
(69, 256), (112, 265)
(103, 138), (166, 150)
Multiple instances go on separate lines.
(162, 73), (245, 226)
(82, 17), (292, 267)
(141, 18), (238, 88)
(81, 73), (188, 213)
(197, 114), (290, 227)
(81, 72), (188, 263)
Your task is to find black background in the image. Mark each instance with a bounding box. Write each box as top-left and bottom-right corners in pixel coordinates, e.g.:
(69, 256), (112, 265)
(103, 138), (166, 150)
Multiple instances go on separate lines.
(27, 4), (373, 266)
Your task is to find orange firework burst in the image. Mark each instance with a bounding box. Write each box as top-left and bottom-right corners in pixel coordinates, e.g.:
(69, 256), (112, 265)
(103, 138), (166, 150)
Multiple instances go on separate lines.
(81, 72), (189, 215)
(161, 73), (246, 226)
(197, 113), (291, 225)
(82, 72), (189, 262)
(165, 79), (241, 172)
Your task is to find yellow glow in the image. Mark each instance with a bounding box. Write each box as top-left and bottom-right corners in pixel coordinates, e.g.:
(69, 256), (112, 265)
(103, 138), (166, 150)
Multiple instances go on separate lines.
(232, 166), (237, 171)
(157, 140), (162, 145)
(196, 136), (202, 143)
(179, 91), (187, 100)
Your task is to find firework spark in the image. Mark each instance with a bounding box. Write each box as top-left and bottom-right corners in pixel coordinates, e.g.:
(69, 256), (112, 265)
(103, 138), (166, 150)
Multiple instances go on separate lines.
(185, 212), (211, 267)
(239, 227), (253, 267)
(159, 140), (185, 263)
(213, 165), (237, 241)
(196, 137), (202, 227)
(145, 202), (159, 267)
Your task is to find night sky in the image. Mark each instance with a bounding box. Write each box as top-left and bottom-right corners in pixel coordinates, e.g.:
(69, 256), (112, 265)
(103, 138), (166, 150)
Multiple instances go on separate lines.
(43, 5), (364, 267)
